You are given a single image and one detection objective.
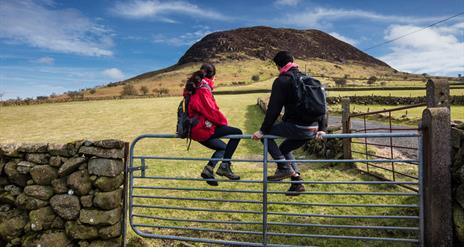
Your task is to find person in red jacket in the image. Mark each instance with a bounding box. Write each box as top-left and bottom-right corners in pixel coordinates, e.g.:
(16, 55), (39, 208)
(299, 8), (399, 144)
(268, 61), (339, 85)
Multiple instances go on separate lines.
(184, 63), (243, 186)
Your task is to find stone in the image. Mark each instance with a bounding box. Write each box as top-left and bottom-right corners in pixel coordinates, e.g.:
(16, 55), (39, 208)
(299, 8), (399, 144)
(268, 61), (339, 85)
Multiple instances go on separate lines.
(0, 209), (28, 242)
(26, 179), (34, 185)
(451, 127), (464, 148)
(79, 241), (90, 247)
(29, 206), (57, 231)
(67, 170), (91, 195)
(48, 143), (77, 157)
(17, 143), (48, 153)
(454, 204), (464, 244)
(37, 231), (72, 247)
(16, 193), (48, 210)
(0, 160), (4, 175)
(0, 191), (16, 204)
(58, 157), (86, 177)
(24, 185), (54, 200)
(25, 153), (49, 164)
(80, 195), (93, 208)
(94, 173), (124, 192)
(457, 184), (464, 209)
(65, 221), (99, 240)
(98, 222), (121, 239)
(49, 156), (64, 167)
(80, 146), (124, 159)
(4, 162), (28, 187)
(89, 238), (121, 247)
(0, 143), (22, 157)
(88, 158), (123, 177)
(20, 233), (40, 247)
(93, 189), (122, 210)
(79, 208), (121, 226)
(49, 194), (81, 220)
(94, 139), (125, 149)
(51, 177), (68, 194)
(4, 184), (22, 196)
(16, 161), (36, 174)
(30, 165), (58, 185)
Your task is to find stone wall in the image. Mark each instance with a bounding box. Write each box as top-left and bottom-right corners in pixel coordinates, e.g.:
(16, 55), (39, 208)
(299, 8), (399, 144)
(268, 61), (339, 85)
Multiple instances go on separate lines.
(451, 123), (464, 246)
(0, 140), (127, 247)
(328, 95), (464, 106)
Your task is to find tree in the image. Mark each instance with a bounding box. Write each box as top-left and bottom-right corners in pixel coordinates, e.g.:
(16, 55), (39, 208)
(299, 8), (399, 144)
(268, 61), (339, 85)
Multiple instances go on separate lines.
(251, 74), (260, 82)
(89, 89), (96, 94)
(367, 76), (377, 85)
(121, 84), (138, 96)
(68, 91), (83, 99)
(140, 86), (149, 95)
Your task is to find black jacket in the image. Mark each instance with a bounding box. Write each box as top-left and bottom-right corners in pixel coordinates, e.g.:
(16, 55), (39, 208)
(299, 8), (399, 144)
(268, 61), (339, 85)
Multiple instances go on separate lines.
(260, 67), (328, 134)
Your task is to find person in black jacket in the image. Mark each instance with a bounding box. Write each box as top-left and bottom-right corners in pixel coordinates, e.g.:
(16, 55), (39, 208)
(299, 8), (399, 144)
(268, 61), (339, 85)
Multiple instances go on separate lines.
(252, 51), (327, 196)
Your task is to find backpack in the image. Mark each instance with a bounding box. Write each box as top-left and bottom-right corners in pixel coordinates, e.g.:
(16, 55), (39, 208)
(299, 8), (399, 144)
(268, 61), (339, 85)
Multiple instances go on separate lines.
(176, 83), (212, 149)
(286, 71), (327, 117)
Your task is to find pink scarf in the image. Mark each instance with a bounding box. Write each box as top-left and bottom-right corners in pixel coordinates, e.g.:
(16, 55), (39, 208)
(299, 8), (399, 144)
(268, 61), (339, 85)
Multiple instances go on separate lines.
(279, 62), (299, 74)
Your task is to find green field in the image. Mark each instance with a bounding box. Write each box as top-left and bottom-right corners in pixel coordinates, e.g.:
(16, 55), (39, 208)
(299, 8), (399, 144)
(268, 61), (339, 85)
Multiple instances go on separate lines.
(0, 94), (421, 247)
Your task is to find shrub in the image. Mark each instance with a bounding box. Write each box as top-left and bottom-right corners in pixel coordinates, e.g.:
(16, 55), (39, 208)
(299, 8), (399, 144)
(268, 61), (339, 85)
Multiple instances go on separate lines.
(68, 91), (83, 99)
(251, 74), (260, 82)
(334, 78), (347, 86)
(140, 86), (149, 95)
(121, 84), (138, 96)
(89, 89), (96, 94)
(367, 76), (377, 85)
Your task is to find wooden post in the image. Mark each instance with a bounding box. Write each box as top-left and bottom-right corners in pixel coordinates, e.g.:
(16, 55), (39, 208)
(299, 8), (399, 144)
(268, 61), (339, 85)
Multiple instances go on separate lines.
(341, 98), (352, 159)
(421, 79), (452, 246)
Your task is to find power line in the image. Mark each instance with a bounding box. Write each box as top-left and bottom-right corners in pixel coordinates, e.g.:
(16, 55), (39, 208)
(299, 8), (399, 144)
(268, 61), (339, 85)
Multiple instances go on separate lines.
(364, 11), (464, 51)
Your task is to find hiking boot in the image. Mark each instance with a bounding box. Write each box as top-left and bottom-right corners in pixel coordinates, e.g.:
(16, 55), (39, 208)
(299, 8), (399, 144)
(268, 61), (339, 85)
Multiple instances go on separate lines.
(285, 177), (305, 196)
(216, 162), (240, 180)
(201, 165), (218, 186)
(267, 165), (296, 181)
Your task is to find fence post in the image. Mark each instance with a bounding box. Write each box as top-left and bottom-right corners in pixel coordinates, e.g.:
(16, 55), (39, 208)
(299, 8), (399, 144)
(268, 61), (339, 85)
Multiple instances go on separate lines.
(421, 79), (452, 246)
(341, 98), (352, 159)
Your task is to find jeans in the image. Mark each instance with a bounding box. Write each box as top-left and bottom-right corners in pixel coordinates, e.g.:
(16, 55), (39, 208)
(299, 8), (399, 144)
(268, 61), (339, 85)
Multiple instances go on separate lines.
(262, 121), (316, 173)
(199, 125), (243, 167)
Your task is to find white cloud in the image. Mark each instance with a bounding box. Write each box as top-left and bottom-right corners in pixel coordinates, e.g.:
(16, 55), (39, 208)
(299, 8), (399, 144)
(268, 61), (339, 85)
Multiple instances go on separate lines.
(111, 0), (228, 21)
(153, 27), (212, 46)
(281, 7), (440, 28)
(274, 0), (301, 6)
(380, 23), (464, 76)
(36, 56), (55, 65)
(328, 32), (358, 46)
(102, 68), (125, 80)
(0, 0), (113, 56)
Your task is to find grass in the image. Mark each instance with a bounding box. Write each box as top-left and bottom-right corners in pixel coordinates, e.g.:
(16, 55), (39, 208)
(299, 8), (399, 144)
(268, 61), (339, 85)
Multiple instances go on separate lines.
(0, 94), (421, 246)
(328, 89), (464, 98)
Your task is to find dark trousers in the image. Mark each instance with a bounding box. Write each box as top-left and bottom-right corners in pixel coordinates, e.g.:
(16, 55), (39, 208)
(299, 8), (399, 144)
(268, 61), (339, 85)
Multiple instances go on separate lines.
(199, 125), (243, 167)
(262, 122), (316, 173)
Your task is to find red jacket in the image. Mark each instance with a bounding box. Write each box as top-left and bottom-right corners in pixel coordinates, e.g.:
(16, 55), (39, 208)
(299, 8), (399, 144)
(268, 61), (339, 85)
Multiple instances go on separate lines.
(188, 78), (228, 141)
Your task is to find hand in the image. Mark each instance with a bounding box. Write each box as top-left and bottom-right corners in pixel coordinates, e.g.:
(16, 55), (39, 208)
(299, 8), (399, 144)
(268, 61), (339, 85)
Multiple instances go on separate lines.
(315, 131), (326, 140)
(252, 130), (263, 140)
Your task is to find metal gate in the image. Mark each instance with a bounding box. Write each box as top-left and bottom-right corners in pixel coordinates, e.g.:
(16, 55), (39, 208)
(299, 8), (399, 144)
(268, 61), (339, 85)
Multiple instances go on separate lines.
(124, 132), (423, 246)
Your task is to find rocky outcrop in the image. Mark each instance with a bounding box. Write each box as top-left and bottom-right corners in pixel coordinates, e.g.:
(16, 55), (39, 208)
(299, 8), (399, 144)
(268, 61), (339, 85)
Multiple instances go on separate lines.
(0, 140), (126, 246)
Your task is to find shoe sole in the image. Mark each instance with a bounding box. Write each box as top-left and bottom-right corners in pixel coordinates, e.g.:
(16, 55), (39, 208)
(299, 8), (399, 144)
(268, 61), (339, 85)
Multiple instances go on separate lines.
(201, 173), (218, 186)
(285, 189), (305, 196)
(216, 172), (240, 180)
(267, 171), (296, 181)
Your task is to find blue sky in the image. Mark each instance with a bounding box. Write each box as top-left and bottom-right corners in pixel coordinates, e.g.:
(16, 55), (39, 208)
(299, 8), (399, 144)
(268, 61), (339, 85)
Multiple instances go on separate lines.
(0, 0), (463, 100)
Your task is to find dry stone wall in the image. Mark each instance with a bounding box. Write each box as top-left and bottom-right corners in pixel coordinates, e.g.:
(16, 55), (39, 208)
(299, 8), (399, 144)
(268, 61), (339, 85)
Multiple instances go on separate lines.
(0, 140), (127, 247)
(451, 123), (464, 245)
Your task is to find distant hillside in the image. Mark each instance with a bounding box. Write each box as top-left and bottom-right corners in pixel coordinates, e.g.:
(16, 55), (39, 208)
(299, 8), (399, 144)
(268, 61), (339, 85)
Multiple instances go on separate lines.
(178, 26), (390, 67)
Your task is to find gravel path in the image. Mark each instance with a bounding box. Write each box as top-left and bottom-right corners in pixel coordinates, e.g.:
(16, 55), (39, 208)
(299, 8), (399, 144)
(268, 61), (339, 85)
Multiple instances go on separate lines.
(328, 115), (420, 159)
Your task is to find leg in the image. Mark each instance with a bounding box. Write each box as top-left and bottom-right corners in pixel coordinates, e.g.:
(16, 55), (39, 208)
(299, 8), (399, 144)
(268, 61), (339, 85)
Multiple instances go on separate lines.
(280, 139), (307, 174)
(199, 138), (226, 186)
(209, 125), (243, 180)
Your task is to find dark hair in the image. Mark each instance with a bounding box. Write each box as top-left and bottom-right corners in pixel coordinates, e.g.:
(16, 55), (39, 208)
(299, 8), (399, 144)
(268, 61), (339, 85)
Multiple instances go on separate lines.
(273, 51), (293, 67)
(200, 63), (216, 78)
(184, 63), (215, 94)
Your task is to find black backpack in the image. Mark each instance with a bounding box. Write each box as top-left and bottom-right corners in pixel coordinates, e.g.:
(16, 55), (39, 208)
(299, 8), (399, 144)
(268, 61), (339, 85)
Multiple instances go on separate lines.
(286, 71), (327, 117)
(176, 83), (211, 148)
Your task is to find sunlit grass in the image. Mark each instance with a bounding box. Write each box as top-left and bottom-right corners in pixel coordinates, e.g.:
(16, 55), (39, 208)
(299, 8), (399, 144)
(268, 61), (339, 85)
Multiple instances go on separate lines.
(0, 94), (420, 246)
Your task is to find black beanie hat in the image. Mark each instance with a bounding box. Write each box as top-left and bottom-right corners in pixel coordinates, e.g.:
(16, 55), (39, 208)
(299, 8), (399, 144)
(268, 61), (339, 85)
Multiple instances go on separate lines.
(273, 51), (294, 67)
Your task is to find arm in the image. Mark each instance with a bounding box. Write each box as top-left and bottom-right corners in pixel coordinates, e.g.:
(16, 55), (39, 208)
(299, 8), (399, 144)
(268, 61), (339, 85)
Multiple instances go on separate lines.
(260, 78), (285, 134)
(318, 113), (328, 132)
(194, 88), (228, 126)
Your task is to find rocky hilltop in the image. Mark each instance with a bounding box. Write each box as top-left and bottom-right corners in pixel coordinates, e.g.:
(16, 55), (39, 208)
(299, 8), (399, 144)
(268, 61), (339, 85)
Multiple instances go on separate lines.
(178, 26), (390, 67)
